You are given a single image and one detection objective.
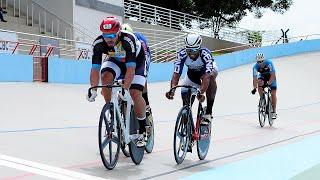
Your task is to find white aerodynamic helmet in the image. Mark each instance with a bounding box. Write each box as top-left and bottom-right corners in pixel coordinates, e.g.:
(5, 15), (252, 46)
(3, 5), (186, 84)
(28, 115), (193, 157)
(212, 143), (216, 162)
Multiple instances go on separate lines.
(184, 33), (202, 49)
(256, 53), (265, 61)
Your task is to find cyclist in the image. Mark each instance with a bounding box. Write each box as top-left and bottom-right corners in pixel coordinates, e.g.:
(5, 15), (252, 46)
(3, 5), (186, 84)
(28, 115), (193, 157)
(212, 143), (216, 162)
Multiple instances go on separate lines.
(121, 23), (153, 120)
(86, 16), (147, 147)
(251, 53), (278, 119)
(165, 32), (218, 125)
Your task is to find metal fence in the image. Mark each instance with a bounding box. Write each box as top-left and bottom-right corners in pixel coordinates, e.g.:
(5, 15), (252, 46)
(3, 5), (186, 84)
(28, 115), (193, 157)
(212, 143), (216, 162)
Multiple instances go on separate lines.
(0, 0), (94, 42)
(124, 0), (255, 44)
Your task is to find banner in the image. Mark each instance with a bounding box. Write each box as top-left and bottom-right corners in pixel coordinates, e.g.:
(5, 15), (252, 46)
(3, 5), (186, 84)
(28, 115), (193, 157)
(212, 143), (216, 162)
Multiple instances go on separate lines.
(75, 42), (92, 60)
(0, 32), (18, 54)
(40, 37), (60, 57)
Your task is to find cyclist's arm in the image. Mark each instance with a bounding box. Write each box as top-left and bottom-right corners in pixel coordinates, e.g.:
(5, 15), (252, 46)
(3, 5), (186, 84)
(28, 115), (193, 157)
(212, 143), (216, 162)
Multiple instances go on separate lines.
(123, 34), (138, 90)
(252, 65), (258, 89)
(170, 73), (180, 89)
(200, 73), (210, 94)
(200, 49), (214, 94)
(90, 41), (104, 88)
(267, 62), (276, 85)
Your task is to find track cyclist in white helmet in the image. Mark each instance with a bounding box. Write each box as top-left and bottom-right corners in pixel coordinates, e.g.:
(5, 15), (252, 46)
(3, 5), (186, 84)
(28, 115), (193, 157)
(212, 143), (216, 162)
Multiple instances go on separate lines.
(251, 53), (278, 119)
(165, 32), (218, 125)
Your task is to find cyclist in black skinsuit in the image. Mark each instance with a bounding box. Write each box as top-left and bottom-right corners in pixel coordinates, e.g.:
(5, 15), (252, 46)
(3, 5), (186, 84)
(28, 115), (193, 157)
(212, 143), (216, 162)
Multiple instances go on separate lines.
(86, 16), (147, 147)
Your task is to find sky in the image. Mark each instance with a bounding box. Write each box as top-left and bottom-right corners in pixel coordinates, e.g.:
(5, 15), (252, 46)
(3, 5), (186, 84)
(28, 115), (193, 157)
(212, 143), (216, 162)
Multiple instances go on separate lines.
(239, 0), (320, 39)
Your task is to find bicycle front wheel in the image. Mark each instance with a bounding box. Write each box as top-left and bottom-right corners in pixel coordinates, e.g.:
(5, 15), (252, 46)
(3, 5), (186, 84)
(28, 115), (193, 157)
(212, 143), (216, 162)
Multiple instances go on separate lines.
(197, 106), (211, 160)
(173, 106), (190, 164)
(98, 103), (120, 170)
(268, 97), (274, 127)
(258, 97), (266, 127)
(145, 111), (154, 153)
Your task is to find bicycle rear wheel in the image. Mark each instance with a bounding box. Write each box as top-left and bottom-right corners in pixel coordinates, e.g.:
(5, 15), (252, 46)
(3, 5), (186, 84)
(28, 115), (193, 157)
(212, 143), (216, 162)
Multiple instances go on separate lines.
(197, 106), (211, 160)
(258, 97), (267, 127)
(173, 106), (190, 164)
(145, 111), (154, 153)
(128, 107), (144, 165)
(98, 103), (120, 170)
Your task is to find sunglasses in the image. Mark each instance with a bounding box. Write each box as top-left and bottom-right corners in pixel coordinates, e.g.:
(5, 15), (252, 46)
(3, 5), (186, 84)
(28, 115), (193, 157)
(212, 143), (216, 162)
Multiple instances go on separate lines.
(186, 48), (199, 54)
(102, 33), (117, 39)
(257, 61), (264, 63)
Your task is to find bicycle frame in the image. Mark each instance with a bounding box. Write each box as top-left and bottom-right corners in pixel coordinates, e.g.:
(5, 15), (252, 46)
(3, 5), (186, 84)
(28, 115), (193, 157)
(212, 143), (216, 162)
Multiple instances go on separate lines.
(171, 86), (204, 141)
(88, 83), (138, 145)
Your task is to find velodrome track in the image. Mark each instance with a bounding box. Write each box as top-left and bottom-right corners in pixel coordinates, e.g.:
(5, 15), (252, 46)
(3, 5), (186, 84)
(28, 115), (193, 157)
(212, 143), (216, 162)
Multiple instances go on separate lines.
(1, 52), (320, 179)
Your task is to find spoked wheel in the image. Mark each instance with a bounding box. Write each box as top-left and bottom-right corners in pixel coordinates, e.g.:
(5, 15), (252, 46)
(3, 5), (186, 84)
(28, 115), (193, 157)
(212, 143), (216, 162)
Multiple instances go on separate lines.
(98, 103), (120, 170)
(173, 106), (190, 164)
(128, 107), (144, 165)
(145, 111), (154, 153)
(258, 97), (267, 127)
(268, 97), (274, 127)
(197, 106), (211, 160)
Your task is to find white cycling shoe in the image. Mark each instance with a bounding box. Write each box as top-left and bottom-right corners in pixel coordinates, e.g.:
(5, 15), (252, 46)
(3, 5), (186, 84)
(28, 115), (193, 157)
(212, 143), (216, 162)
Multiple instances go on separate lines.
(271, 112), (277, 119)
(201, 114), (212, 125)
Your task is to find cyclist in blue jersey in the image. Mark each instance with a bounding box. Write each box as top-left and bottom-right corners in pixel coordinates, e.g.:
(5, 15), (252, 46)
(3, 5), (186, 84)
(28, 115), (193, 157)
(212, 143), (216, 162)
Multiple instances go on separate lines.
(165, 32), (218, 125)
(251, 53), (278, 119)
(121, 23), (152, 113)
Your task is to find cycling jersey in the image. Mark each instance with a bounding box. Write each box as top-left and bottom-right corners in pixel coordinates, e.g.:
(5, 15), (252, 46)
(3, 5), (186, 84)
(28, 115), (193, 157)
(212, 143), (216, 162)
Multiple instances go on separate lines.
(253, 59), (277, 89)
(92, 30), (147, 91)
(92, 30), (145, 69)
(174, 47), (218, 84)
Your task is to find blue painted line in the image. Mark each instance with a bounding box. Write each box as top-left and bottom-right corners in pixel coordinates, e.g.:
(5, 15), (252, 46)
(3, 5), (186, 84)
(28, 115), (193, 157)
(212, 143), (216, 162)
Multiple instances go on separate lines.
(156, 100), (320, 124)
(0, 125), (97, 134)
(1, 100), (319, 133)
(184, 134), (320, 180)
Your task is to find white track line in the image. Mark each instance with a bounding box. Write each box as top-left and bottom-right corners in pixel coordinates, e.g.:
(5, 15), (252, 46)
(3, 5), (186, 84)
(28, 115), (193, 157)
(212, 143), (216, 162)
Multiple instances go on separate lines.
(0, 154), (108, 180)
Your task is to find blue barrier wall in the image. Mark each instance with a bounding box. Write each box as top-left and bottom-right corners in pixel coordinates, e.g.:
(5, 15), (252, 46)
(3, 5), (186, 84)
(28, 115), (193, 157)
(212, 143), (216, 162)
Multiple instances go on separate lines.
(1, 39), (320, 83)
(215, 39), (320, 71)
(48, 57), (91, 84)
(0, 54), (33, 82)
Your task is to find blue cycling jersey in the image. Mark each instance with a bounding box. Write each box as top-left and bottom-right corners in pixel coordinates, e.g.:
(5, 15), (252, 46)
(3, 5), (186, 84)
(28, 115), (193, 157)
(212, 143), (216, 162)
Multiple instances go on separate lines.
(252, 59), (277, 87)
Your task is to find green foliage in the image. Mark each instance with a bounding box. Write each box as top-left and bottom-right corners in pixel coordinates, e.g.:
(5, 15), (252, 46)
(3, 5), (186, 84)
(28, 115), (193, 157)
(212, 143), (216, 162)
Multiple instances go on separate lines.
(247, 31), (263, 47)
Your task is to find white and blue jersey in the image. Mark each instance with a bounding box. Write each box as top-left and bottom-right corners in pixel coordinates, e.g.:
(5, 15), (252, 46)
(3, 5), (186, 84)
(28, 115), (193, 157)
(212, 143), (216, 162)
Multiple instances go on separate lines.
(253, 59), (277, 88)
(174, 47), (218, 85)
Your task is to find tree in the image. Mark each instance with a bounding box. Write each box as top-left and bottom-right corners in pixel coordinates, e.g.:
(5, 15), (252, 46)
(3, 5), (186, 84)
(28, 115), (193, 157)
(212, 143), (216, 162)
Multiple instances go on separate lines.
(131, 0), (293, 38)
(192, 0), (292, 38)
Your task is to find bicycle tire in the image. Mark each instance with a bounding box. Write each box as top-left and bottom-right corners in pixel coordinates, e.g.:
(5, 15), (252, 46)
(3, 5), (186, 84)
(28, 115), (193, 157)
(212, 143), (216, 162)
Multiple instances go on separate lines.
(258, 96), (267, 127)
(128, 107), (144, 165)
(268, 95), (274, 126)
(145, 112), (154, 153)
(173, 106), (190, 164)
(119, 100), (131, 157)
(98, 103), (120, 170)
(197, 106), (211, 160)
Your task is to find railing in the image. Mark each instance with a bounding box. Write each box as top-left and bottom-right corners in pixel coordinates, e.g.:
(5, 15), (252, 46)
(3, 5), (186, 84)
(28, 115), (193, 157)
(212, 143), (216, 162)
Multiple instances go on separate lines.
(0, 0), (95, 42)
(0, 28), (92, 59)
(2, 28), (320, 64)
(124, 0), (254, 44)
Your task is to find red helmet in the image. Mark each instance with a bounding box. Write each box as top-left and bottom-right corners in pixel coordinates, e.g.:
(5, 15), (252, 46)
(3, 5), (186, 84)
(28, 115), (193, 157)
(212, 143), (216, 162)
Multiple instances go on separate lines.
(100, 16), (121, 33)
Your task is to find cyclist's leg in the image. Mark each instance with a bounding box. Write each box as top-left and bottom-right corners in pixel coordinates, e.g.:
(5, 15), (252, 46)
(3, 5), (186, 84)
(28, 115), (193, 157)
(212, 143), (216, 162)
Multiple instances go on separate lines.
(205, 69), (218, 116)
(257, 77), (266, 97)
(130, 63), (147, 136)
(142, 82), (150, 108)
(100, 58), (122, 103)
(270, 86), (277, 118)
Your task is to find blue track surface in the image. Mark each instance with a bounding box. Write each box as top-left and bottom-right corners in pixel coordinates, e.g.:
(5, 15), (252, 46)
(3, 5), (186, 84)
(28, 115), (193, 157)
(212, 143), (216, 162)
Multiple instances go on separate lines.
(185, 134), (320, 180)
